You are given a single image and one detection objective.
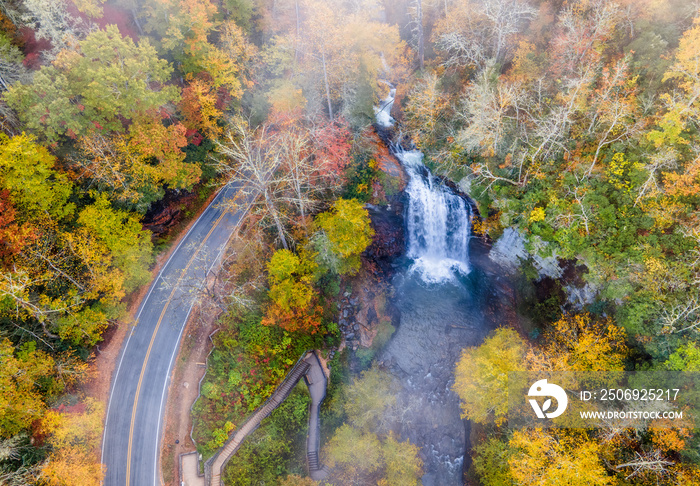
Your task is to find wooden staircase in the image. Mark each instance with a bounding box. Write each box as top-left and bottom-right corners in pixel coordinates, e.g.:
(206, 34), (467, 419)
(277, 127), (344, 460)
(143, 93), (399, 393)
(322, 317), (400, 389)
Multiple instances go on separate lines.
(307, 450), (320, 471)
(204, 356), (312, 486)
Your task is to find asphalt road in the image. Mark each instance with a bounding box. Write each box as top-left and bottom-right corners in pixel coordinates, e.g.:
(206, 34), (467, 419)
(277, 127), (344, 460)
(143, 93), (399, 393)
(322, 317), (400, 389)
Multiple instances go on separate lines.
(101, 182), (247, 486)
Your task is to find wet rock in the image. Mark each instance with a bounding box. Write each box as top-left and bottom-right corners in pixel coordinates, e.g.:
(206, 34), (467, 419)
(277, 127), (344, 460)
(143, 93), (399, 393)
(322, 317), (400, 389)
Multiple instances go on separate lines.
(489, 227), (528, 271)
(364, 204), (405, 276)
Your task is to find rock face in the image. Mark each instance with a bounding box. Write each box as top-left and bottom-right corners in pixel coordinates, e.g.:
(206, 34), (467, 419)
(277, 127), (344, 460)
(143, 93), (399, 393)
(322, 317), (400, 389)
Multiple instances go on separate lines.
(337, 282), (394, 352)
(364, 204), (405, 276)
(142, 190), (197, 236)
(489, 227), (528, 271)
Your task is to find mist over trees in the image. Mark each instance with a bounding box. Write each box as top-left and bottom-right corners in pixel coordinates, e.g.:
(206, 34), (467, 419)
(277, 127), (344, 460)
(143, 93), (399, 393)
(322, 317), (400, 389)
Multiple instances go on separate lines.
(0, 0), (700, 484)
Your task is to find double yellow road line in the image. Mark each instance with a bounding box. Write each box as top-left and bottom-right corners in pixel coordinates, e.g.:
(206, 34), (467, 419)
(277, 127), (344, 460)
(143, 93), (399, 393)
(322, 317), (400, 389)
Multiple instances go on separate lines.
(125, 209), (229, 486)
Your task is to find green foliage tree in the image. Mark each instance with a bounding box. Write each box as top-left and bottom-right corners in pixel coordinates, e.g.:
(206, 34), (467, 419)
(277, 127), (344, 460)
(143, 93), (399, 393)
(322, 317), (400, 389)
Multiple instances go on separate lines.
(343, 366), (399, 434)
(325, 424), (383, 484)
(325, 424), (423, 486)
(5, 25), (178, 142)
(664, 342), (700, 371)
(380, 433), (423, 486)
(472, 436), (516, 486)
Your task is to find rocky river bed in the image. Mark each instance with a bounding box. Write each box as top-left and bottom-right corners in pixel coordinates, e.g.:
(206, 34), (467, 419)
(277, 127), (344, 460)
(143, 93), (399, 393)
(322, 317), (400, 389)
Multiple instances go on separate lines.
(378, 244), (513, 486)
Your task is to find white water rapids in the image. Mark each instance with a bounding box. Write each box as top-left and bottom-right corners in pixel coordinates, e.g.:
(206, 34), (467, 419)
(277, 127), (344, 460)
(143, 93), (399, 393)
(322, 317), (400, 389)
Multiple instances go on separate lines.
(375, 86), (472, 283)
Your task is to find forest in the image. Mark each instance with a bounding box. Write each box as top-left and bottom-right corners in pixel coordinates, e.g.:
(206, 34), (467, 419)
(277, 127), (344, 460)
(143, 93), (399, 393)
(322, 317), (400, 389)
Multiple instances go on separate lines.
(0, 0), (699, 485)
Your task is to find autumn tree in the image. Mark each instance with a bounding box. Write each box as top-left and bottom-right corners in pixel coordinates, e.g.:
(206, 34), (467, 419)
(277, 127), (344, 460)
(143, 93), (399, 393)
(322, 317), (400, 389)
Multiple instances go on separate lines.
(313, 198), (374, 275)
(140, 1), (245, 97)
(0, 133), (73, 221)
(215, 121), (293, 249)
(537, 313), (628, 372)
(0, 340), (55, 438)
(278, 475), (317, 486)
(0, 41), (29, 93)
(1, 134), (152, 346)
(179, 77), (224, 140)
(260, 0), (403, 122)
(404, 72), (450, 148)
(5, 25), (179, 142)
(20, 0), (85, 58)
(75, 196), (153, 293)
(310, 119), (352, 181)
(457, 61), (528, 160)
(71, 133), (164, 212)
(433, 0), (536, 69)
(262, 248), (322, 333)
(39, 398), (104, 486)
(266, 249), (316, 314)
(453, 327), (526, 425)
(509, 429), (611, 486)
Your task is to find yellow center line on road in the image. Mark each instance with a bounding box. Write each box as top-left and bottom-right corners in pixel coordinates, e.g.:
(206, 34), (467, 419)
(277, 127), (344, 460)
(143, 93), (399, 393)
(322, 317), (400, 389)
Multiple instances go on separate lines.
(125, 209), (228, 486)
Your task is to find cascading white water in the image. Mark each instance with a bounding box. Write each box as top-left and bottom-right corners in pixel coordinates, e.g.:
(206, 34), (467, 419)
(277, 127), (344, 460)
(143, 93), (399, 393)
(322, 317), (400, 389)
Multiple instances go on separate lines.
(374, 84), (472, 283)
(374, 85), (396, 127)
(398, 148), (472, 283)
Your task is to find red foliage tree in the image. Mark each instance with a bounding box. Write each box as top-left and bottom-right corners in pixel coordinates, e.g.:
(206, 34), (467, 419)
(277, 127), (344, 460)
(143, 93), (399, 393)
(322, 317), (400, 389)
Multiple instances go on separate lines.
(0, 190), (35, 266)
(312, 118), (352, 179)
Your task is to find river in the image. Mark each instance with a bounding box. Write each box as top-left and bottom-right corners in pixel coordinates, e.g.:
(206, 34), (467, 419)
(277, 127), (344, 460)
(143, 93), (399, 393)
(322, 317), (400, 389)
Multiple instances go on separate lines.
(375, 88), (509, 485)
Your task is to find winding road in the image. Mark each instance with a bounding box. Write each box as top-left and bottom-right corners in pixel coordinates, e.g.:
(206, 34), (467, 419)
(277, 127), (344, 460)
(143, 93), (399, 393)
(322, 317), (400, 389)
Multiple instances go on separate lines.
(101, 182), (248, 486)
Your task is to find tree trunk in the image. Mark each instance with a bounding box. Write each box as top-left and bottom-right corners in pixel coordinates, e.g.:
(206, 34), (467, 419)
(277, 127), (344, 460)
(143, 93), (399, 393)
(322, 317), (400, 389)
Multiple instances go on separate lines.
(417, 0), (424, 71)
(131, 8), (144, 35)
(294, 0), (300, 64)
(265, 189), (289, 250)
(322, 49), (333, 119)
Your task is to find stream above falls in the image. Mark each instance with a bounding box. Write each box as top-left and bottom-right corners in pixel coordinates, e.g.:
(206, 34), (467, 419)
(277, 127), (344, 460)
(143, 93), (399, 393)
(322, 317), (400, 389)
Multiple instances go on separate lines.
(374, 86), (511, 485)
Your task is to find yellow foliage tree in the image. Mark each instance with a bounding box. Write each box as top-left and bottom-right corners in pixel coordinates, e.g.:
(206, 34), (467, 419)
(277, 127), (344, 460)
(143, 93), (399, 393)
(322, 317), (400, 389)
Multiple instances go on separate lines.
(509, 429), (611, 486)
(39, 398), (105, 486)
(0, 339), (55, 437)
(453, 328), (527, 425)
(540, 313), (627, 372)
(314, 198), (374, 275)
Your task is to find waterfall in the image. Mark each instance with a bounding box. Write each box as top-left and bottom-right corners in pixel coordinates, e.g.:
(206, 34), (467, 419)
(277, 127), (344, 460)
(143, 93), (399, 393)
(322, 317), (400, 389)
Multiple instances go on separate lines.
(375, 85), (472, 283)
(398, 148), (472, 283)
(374, 84), (396, 127)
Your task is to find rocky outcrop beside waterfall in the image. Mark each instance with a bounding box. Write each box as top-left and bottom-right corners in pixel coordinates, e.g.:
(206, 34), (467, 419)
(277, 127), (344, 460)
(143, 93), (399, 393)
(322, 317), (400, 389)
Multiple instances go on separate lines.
(488, 227), (596, 304)
(488, 227), (528, 270)
(364, 203), (405, 276)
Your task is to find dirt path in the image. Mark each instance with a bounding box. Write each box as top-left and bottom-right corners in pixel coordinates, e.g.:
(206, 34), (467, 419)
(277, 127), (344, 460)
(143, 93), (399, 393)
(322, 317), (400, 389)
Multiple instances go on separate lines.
(159, 305), (219, 485)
